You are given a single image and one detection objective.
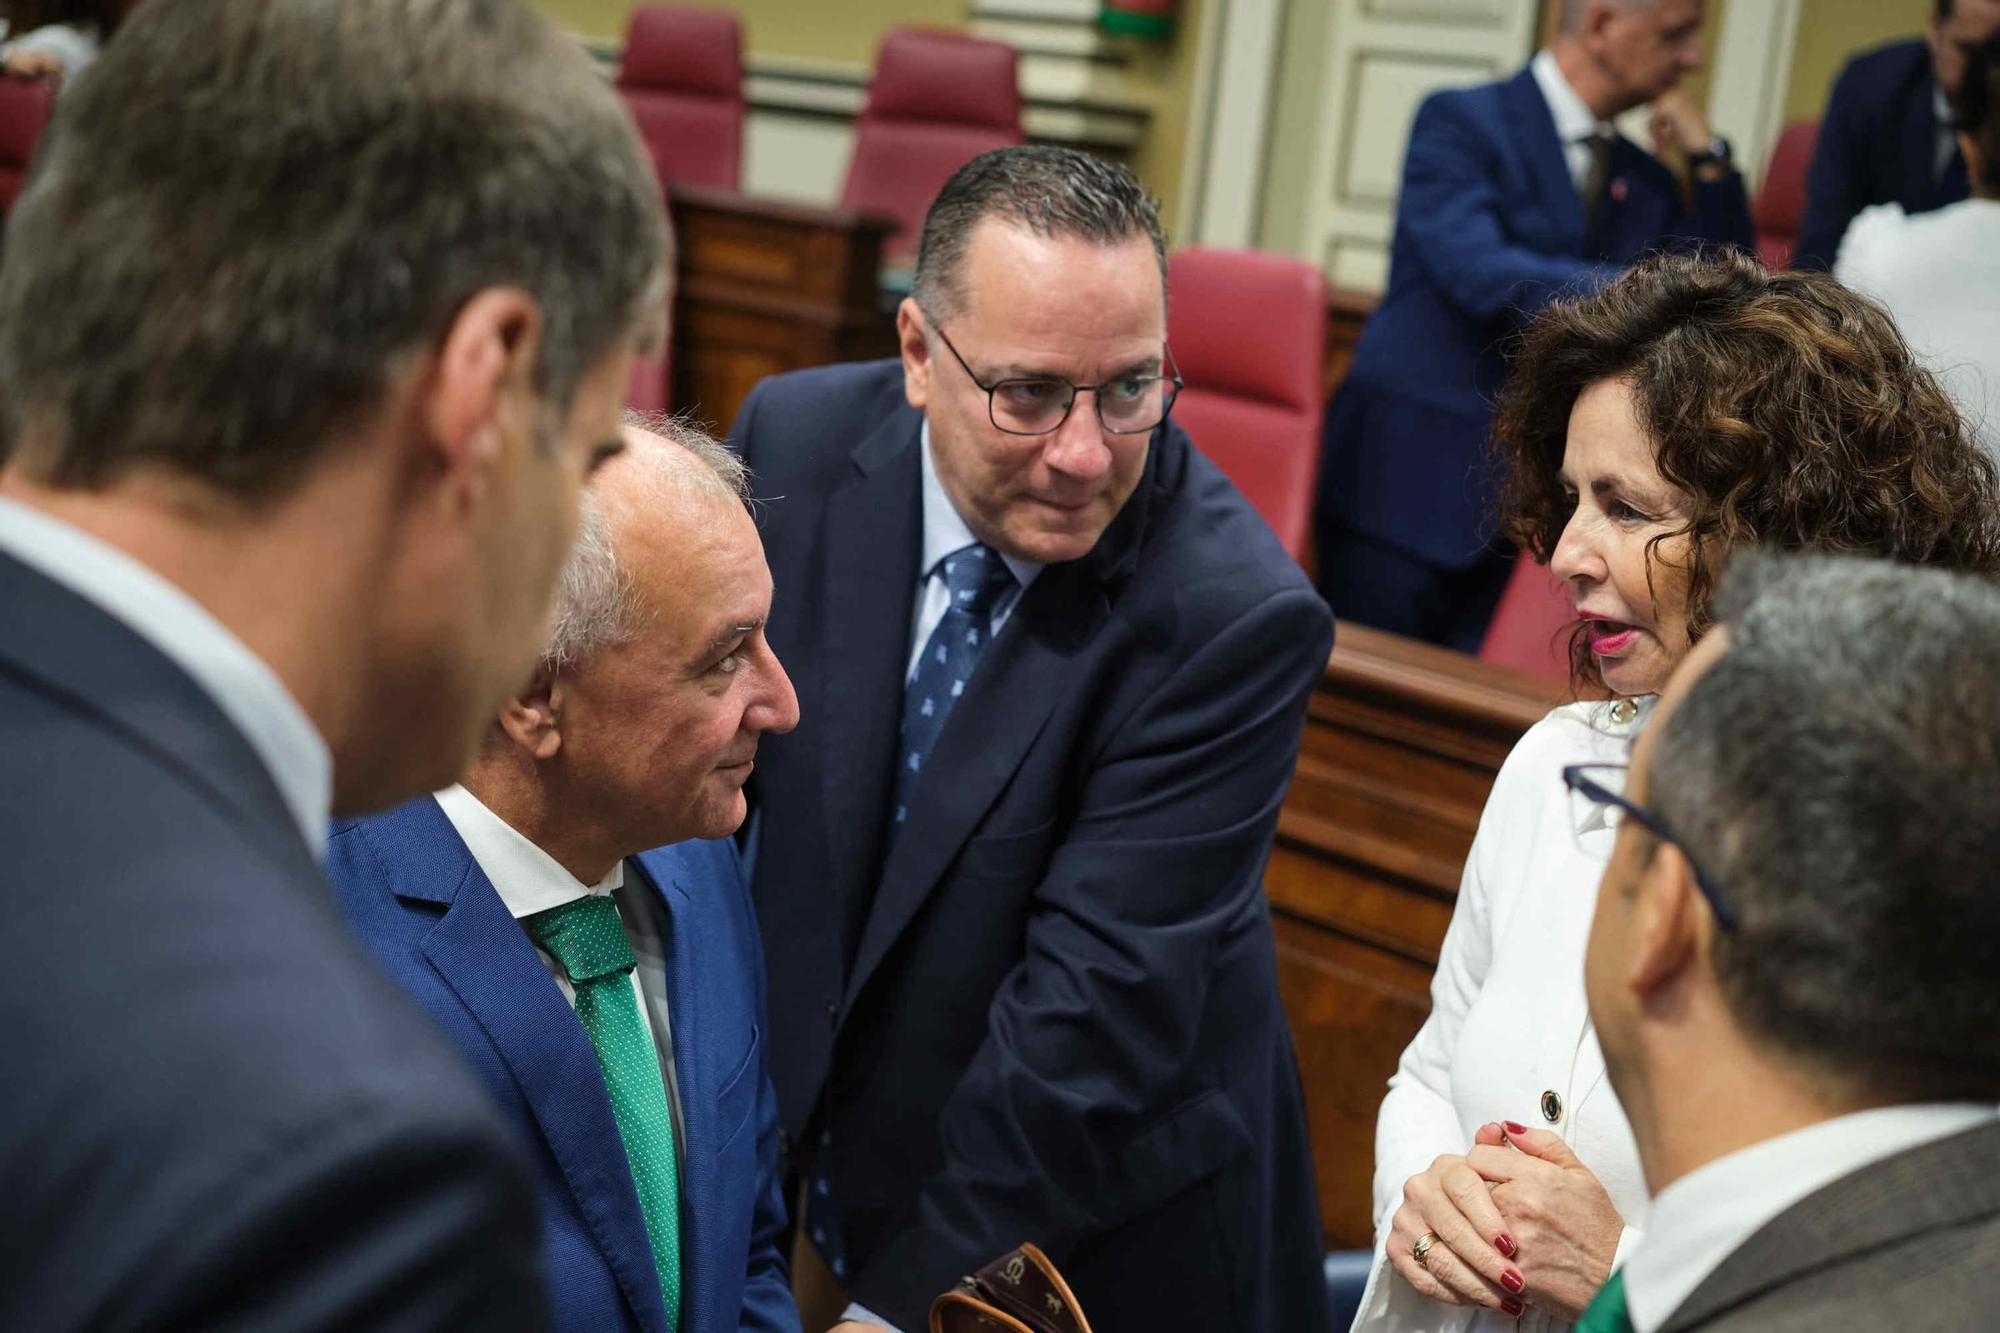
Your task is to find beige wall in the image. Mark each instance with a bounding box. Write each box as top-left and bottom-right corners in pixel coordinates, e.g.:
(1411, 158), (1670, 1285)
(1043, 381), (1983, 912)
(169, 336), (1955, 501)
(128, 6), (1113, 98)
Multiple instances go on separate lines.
(533, 1), (1210, 226)
(1783, 0), (1931, 123)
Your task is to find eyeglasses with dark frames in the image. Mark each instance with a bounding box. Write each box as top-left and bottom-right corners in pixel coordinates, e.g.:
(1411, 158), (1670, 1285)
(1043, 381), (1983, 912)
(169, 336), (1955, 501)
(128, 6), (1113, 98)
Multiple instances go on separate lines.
(1562, 762), (1736, 930)
(930, 323), (1182, 437)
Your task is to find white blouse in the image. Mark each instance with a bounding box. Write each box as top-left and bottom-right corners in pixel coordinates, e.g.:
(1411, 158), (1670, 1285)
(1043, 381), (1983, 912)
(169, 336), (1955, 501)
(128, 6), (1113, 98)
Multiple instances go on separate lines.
(1350, 700), (1653, 1333)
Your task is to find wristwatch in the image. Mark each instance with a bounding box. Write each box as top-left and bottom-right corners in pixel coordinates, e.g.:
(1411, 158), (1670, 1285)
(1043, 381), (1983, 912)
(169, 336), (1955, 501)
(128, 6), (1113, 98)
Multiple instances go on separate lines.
(1687, 136), (1733, 169)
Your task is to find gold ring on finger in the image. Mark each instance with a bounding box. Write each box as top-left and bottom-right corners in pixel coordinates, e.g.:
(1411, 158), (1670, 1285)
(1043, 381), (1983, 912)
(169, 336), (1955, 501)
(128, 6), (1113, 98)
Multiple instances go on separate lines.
(1413, 1231), (1440, 1268)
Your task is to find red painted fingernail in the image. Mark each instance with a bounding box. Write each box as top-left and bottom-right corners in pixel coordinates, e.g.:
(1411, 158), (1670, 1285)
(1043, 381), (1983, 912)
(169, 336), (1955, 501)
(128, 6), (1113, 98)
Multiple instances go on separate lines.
(1495, 1233), (1517, 1257)
(1503, 1121), (1529, 1136)
(1503, 1297), (1524, 1316)
(1502, 1270), (1525, 1295)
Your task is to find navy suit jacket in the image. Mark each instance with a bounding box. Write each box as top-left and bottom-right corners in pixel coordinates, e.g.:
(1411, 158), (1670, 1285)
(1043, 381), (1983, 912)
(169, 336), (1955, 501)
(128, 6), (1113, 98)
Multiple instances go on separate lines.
(326, 799), (798, 1333)
(1316, 63), (1753, 571)
(0, 551), (543, 1331)
(1795, 39), (1966, 273)
(731, 359), (1334, 1333)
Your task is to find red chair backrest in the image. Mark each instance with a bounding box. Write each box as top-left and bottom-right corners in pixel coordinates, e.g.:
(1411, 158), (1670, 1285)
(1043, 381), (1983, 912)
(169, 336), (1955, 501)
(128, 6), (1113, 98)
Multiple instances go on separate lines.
(616, 6), (743, 191)
(1753, 120), (1818, 271)
(1165, 246), (1329, 562)
(840, 28), (1023, 260)
(0, 76), (55, 216)
(1478, 555), (1573, 683)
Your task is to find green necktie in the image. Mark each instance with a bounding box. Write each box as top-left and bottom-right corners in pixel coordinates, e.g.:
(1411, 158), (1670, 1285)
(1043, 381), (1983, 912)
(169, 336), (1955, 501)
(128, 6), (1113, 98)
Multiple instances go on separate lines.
(1575, 1267), (1634, 1333)
(524, 894), (682, 1329)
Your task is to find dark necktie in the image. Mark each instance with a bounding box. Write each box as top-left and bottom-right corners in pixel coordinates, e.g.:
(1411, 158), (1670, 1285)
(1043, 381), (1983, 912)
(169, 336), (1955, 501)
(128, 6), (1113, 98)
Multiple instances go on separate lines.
(1580, 129), (1616, 232)
(891, 542), (1017, 830)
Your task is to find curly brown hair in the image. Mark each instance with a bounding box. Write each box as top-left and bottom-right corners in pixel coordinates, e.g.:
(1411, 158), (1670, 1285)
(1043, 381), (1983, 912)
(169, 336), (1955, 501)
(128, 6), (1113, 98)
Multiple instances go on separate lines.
(1493, 250), (2000, 692)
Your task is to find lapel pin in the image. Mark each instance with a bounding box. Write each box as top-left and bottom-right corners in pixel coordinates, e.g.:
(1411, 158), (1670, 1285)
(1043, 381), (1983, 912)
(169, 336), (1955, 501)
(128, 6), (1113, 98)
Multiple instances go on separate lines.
(1610, 179), (1628, 204)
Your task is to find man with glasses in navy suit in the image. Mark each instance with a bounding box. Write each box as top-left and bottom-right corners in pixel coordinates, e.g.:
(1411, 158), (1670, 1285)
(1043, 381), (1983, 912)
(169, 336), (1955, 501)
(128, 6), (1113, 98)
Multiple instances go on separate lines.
(729, 145), (1333, 1333)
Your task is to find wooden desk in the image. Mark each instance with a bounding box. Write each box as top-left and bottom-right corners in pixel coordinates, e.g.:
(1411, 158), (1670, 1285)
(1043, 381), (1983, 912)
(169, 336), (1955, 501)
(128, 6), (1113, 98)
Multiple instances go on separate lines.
(668, 183), (899, 432)
(1271, 624), (1567, 1249)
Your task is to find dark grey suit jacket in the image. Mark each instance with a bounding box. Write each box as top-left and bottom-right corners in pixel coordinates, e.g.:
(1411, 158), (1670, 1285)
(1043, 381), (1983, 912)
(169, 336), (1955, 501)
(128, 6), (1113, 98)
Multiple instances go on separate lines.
(0, 550), (546, 1331)
(1660, 1119), (2000, 1331)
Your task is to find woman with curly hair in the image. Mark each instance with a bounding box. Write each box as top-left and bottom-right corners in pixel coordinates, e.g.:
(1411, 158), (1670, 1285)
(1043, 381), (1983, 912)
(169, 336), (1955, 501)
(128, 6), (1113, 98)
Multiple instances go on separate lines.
(1351, 249), (2000, 1333)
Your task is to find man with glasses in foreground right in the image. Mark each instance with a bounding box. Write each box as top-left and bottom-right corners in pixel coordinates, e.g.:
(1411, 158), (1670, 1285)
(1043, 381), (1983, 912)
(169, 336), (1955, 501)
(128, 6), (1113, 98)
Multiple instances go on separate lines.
(1560, 552), (2000, 1331)
(727, 145), (1334, 1333)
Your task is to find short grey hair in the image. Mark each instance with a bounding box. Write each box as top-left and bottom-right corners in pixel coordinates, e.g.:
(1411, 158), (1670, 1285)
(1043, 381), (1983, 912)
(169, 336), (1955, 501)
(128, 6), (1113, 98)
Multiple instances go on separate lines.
(1644, 551), (2000, 1101)
(910, 145), (1166, 323)
(0, 0), (667, 500)
(542, 415), (752, 671)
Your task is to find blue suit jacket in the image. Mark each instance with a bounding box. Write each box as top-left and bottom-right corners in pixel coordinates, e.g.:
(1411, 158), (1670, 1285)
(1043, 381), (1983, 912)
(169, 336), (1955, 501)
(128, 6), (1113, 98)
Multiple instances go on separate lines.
(1794, 39), (1967, 273)
(0, 551), (542, 1331)
(1315, 64), (1753, 571)
(325, 799), (798, 1333)
(730, 360), (1334, 1333)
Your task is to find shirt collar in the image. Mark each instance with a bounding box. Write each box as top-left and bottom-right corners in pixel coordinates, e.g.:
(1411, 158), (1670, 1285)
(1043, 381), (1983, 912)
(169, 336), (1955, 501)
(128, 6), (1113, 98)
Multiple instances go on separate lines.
(433, 783), (624, 920)
(1623, 1103), (1999, 1331)
(919, 419), (1043, 589)
(0, 493), (332, 857)
(1533, 48), (1611, 146)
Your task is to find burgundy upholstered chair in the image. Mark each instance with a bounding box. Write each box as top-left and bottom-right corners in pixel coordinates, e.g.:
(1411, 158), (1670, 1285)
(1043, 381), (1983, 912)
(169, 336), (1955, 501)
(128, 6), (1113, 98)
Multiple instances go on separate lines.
(1477, 555), (1573, 683)
(616, 6), (744, 191)
(840, 28), (1023, 261)
(0, 75), (55, 218)
(1165, 246), (1329, 562)
(1753, 121), (1819, 271)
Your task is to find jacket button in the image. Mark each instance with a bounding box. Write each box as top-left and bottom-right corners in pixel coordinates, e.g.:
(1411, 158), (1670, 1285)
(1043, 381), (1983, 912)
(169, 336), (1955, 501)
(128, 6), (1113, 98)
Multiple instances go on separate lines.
(826, 1001), (839, 1028)
(1541, 1090), (1563, 1123)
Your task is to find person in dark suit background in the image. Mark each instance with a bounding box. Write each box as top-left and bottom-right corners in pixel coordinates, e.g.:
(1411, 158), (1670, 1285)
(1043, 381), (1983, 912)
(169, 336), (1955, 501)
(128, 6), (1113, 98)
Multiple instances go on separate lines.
(1793, 0), (2000, 272)
(1314, 0), (1752, 652)
(0, 0), (667, 1328)
(730, 146), (1333, 1333)
(329, 421), (803, 1333)
(1562, 553), (2000, 1331)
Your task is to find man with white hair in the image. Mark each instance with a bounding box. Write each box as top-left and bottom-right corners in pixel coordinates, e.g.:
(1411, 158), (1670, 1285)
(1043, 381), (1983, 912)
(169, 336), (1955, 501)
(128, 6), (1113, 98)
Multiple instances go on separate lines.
(1314, 0), (1753, 653)
(327, 420), (803, 1333)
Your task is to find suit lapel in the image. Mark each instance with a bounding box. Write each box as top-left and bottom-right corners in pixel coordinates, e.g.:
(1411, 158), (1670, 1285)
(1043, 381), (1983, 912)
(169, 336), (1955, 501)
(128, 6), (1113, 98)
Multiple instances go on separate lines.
(818, 411), (924, 956)
(1660, 1120), (2000, 1332)
(373, 799), (672, 1333)
(1501, 66), (1584, 253)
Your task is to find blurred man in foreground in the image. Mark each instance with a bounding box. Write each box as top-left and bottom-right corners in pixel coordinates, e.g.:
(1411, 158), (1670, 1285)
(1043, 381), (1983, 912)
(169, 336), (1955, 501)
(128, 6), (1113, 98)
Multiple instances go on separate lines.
(0, 1), (667, 1326)
(1561, 553), (2000, 1330)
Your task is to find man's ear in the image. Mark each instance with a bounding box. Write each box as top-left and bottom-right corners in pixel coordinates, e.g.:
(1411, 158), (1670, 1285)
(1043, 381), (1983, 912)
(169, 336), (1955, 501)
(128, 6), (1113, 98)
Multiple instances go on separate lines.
(1627, 840), (1703, 996)
(421, 287), (544, 492)
(497, 667), (565, 762)
(897, 296), (932, 411)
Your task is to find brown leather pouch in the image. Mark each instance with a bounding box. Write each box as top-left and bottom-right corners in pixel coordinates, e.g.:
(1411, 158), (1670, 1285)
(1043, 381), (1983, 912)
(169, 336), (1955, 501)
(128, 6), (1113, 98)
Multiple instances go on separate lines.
(928, 1242), (1094, 1333)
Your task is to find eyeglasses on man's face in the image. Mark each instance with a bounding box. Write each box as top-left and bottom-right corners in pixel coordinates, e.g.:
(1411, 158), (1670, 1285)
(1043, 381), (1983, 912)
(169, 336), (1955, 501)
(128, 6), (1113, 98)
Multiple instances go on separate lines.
(930, 323), (1182, 437)
(1562, 762), (1736, 931)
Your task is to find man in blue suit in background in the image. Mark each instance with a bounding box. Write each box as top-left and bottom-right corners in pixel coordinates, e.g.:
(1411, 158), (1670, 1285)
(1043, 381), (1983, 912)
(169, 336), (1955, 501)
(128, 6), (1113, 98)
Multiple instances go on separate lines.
(328, 420), (803, 1333)
(1793, 0), (2000, 272)
(1314, 0), (1751, 651)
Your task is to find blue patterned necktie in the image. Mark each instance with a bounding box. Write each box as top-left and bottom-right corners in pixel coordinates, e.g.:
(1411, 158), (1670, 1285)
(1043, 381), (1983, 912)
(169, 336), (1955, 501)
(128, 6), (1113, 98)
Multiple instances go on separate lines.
(891, 542), (1016, 830)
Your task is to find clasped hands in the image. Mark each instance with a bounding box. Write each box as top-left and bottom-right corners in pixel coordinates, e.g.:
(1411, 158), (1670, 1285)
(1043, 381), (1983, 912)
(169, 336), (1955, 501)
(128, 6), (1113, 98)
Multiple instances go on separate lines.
(1385, 1122), (1623, 1321)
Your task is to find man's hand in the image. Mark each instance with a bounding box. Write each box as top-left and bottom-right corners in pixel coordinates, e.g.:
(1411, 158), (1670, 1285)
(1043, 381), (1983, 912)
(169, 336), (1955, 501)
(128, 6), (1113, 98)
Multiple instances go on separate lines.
(1647, 90), (1712, 159)
(3, 49), (66, 84)
(827, 1323), (884, 1333)
(1467, 1124), (1626, 1321)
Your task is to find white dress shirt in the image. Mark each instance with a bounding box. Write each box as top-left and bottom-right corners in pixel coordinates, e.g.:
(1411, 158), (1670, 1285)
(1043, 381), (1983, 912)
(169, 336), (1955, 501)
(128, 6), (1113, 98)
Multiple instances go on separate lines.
(1835, 197), (2000, 459)
(905, 421), (1042, 679)
(1351, 699), (1655, 1333)
(1623, 1103), (2000, 1332)
(1533, 49), (1616, 193)
(0, 494), (332, 856)
(434, 783), (686, 1160)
